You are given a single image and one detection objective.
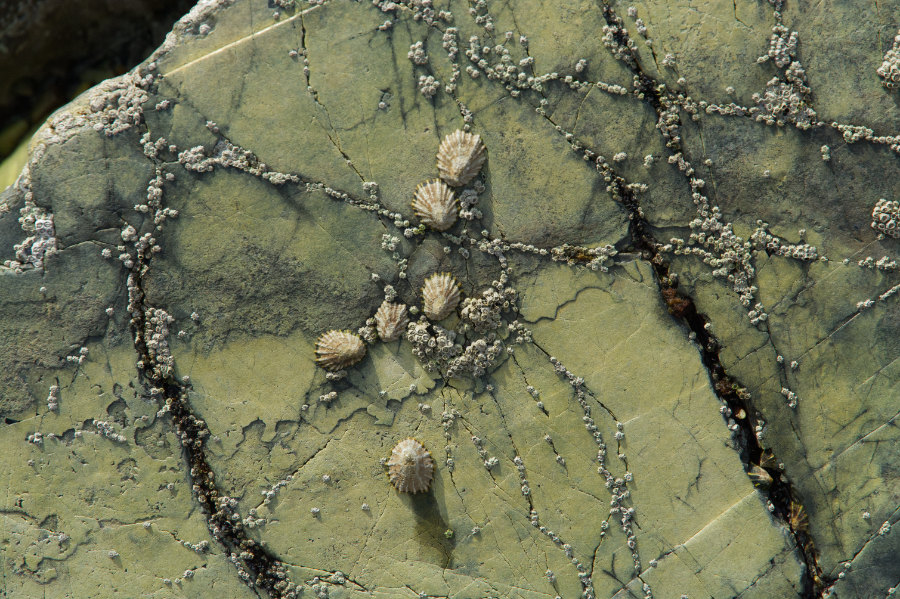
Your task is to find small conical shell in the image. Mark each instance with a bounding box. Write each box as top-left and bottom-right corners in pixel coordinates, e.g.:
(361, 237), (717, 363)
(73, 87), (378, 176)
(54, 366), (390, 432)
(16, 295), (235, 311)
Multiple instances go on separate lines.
(374, 301), (409, 342)
(387, 438), (434, 494)
(315, 330), (366, 371)
(422, 272), (460, 321)
(437, 129), (486, 187)
(412, 179), (457, 231)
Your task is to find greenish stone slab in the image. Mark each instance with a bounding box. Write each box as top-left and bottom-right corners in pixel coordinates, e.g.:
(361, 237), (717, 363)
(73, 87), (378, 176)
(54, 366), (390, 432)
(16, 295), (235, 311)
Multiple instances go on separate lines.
(1, 0), (897, 597)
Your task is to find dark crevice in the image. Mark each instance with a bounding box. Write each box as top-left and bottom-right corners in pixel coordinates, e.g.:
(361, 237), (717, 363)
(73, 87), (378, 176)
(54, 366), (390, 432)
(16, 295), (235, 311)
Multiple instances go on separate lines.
(122, 93), (299, 599)
(127, 265), (296, 597)
(592, 2), (827, 597)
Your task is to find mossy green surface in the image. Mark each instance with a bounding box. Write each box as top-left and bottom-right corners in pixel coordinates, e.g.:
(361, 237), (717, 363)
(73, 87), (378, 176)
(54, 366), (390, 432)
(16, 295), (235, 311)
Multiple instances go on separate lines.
(0, 1), (897, 598)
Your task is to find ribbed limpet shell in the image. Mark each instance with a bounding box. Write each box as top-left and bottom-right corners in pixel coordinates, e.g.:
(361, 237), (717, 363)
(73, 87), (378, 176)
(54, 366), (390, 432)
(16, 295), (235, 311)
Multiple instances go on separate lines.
(387, 438), (434, 494)
(315, 330), (366, 371)
(412, 179), (457, 231)
(422, 272), (460, 321)
(437, 129), (486, 187)
(374, 300), (409, 342)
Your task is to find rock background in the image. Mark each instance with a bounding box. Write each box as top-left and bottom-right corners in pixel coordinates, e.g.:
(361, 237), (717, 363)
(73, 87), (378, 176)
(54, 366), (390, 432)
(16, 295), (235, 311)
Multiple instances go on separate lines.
(0, 0), (195, 162)
(0, 1), (897, 598)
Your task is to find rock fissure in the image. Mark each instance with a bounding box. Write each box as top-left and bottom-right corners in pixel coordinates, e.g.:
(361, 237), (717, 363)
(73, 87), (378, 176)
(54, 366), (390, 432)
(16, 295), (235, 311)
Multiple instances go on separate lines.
(591, 3), (828, 596)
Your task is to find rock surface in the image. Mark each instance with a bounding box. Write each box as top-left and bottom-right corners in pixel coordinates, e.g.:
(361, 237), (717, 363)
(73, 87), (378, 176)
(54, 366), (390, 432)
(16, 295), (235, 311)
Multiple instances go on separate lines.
(0, 1), (896, 598)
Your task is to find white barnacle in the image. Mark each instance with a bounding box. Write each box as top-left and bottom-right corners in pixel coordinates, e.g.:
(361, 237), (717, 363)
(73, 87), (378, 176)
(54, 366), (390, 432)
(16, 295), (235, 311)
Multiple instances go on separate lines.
(421, 272), (460, 321)
(412, 179), (457, 231)
(314, 330), (366, 371)
(387, 438), (434, 494)
(437, 129), (486, 187)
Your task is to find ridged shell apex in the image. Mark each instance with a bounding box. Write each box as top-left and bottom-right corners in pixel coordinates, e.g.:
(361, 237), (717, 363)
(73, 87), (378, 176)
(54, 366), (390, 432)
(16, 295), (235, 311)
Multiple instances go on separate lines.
(422, 272), (460, 321)
(315, 329), (366, 371)
(412, 179), (457, 231)
(387, 438), (434, 494)
(374, 300), (409, 342)
(437, 129), (486, 187)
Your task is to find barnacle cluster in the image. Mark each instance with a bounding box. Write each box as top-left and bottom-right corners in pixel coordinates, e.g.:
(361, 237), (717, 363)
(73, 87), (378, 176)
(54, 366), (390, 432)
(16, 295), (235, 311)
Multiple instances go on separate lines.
(406, 317), (461, 369)
(877, 30), (900, 89)
(871, 199), (900, 238)
(405, 275), (518, 378)
(758, 23), (798, 68)
(143, 308), (176, 379)
(459, 277), (517, 334)
(752, 65), (816, 130)
(550, 243), (618, 273)
(447, 337), (504, 377)
(4, 197), (57, 272)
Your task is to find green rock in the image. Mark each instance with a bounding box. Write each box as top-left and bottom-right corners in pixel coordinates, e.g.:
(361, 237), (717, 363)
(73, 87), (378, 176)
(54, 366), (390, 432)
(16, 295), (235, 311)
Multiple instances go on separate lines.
(1, 0), (896, 597)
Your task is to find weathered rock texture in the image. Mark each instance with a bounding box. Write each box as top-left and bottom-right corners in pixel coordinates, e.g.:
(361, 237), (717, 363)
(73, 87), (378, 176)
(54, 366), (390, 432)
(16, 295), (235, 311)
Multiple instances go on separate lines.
(0, 1), (896, 598)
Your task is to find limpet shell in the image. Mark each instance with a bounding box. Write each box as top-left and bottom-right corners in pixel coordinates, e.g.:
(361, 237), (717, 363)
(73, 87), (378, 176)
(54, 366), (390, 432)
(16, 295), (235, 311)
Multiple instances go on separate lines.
(387, 438), (434, 494)
(315, 330), (366, 371)
(412, 179), (457, 231)
(374, 300), (409, 342)
(422, 272), (460, 321)
(437, 129), (486, 187)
